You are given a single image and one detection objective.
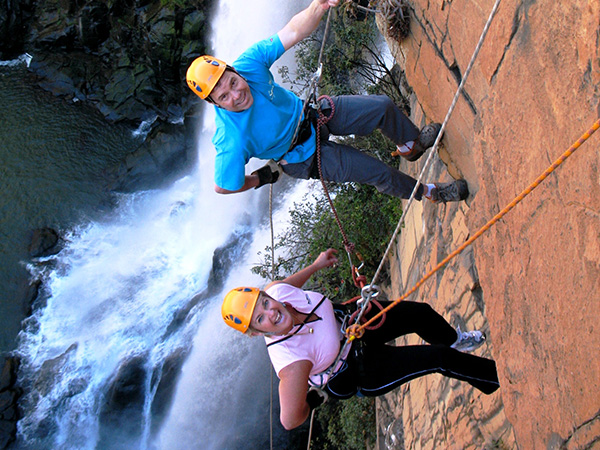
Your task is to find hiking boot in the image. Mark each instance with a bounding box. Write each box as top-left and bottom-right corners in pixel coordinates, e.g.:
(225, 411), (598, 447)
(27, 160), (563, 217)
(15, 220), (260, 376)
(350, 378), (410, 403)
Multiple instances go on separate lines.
(417, 122), (443, 149)
(451, 327), (486, 352)
(397, 123), (443, 162)
(429, 180), (469, 203)
(397, 141), (426, 161)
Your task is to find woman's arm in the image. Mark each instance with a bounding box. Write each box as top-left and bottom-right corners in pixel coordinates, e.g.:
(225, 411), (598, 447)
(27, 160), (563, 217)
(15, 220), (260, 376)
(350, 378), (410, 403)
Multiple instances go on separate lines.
(278, 359), (314, 430)
(267, 248), (338, 290)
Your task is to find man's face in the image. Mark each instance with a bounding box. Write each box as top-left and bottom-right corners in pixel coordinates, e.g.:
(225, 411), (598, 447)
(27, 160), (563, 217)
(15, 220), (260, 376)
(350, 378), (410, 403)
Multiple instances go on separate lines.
(211, 70), (254, 112)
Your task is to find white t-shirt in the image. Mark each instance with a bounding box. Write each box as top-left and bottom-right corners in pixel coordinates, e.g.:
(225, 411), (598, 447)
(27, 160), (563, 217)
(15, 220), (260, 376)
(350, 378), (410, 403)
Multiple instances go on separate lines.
(264, 283), (350, 386)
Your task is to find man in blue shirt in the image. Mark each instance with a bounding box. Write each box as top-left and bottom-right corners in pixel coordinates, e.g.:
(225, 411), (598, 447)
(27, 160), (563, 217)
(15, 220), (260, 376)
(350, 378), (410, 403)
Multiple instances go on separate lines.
(186, 0), (468, 203)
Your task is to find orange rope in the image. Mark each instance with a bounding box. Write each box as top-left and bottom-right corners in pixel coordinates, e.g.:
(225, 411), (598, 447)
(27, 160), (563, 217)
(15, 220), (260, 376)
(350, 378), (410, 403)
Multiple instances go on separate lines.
(346, 117), (600, 340)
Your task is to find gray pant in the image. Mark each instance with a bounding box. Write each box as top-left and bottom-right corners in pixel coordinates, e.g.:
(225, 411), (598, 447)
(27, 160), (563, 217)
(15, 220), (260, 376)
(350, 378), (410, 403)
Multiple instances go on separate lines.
(282, 95), (425, 199)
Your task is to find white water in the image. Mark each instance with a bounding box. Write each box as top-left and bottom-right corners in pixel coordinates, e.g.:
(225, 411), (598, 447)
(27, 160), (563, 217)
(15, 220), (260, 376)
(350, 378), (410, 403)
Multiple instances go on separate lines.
(15, 1), (314, 449)
(0, 53), (32, 67)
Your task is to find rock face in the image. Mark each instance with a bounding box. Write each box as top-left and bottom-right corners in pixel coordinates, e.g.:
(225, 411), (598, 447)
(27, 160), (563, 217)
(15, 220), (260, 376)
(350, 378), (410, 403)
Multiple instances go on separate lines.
(0, 0), (212, 192)
(0, 0), (212, 124)
(377, 0), (600, 449)
(0, 357), (20, 450)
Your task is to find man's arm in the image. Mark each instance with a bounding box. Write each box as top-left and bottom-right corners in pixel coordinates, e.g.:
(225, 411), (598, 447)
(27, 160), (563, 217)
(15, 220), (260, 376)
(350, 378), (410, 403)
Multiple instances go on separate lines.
(278, 0), (340, 51)
(214, 175), (259, 194)
(267, 248), (338, 289)
(215, 161), (282, 194)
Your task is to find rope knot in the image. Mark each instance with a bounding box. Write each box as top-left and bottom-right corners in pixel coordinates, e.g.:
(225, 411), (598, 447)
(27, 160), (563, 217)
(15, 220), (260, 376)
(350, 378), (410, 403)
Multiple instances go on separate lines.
(344, 241), (356, 254)
(345, 323), (365, 340)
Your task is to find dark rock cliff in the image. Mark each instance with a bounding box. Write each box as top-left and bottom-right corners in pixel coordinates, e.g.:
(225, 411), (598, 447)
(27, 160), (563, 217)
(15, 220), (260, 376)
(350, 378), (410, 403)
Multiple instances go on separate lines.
(0, 0), (214, 191)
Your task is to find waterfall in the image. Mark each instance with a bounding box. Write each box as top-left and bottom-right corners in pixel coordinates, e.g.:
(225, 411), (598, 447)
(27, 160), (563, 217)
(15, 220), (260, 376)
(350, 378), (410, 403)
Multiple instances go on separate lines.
(15, 1), (310, 449)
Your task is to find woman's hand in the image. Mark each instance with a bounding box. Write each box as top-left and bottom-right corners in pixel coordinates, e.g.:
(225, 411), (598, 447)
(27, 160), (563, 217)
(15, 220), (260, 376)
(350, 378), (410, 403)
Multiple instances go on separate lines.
(313, 248), (338, 270)
(272, 248), (339, 289)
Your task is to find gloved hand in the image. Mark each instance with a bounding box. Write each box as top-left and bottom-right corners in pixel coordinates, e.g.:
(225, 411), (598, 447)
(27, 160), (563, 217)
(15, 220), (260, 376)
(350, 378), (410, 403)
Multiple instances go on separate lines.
(306, 387), (328, 410)
(251, 160), (283, 188)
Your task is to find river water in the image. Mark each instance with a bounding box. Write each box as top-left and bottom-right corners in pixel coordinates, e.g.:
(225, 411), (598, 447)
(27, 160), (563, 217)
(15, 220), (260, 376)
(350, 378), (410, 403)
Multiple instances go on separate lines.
(4, 0), (312, 448)
(0, 63), (141, 353)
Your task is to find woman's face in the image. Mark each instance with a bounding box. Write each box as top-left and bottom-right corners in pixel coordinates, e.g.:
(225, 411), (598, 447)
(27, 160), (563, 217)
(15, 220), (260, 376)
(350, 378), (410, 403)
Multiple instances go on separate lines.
(250, 293), (294, 335)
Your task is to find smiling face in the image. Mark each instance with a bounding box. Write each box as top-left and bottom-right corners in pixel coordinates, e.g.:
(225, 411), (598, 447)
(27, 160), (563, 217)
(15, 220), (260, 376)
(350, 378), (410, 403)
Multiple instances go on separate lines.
(210, 69), (254, 112)
(250, 293), (294, 336)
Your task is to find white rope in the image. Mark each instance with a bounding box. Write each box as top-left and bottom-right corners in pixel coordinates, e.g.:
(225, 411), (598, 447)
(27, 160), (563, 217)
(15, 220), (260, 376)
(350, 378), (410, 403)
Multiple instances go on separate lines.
(368, 0), (502, 290)
(288, 8), (333, 151)
(268, 184), (275, 450)
(307, 408), (317, 450)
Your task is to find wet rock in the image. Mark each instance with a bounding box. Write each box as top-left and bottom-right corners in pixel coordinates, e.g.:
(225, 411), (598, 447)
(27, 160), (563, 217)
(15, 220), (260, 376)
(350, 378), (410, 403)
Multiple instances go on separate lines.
(30, 0), (78, 50)
(103, 122), (191, 192)
(4, 0), (215, 189)
(0, 0), (35, 58)
(28, 227), (61, 257)
(33, 343), (78, 397)
(150, 348), (188, 435)
(78, 1), (110, 50)
(0, 357), (18, 396)
(20, 278), (43, 316)
(0, 356), (21, 450)
(98, 354), (148, 447)
(161, 228), (252, 338)
(0, 421), (15, 450)
(21, 0), (213, 123)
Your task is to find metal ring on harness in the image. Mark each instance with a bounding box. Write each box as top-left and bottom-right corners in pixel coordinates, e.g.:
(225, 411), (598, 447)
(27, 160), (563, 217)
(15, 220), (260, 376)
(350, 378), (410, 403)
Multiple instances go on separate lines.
(360, 284), (380, 302)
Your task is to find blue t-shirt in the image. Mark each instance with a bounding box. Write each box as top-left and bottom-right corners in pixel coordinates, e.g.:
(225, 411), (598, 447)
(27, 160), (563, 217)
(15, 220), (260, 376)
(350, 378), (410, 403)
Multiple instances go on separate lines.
(212, 34), (316, 191)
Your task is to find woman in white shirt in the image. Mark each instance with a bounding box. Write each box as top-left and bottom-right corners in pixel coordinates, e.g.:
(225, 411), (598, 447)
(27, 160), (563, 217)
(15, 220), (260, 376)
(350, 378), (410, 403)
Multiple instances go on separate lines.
(221, 249), (499, 430)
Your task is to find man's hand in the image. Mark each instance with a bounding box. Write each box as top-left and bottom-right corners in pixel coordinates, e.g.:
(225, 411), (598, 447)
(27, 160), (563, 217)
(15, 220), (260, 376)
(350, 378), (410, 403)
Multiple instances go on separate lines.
(251, 160), (283, 188)
(279, 0), (340, 51)
(317, 0), (339, 10)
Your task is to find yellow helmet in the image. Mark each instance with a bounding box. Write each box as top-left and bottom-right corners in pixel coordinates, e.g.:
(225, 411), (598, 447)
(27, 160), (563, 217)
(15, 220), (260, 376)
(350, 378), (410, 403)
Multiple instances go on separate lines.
(186, 55), (227, 100)
(222, 287), (261, 333)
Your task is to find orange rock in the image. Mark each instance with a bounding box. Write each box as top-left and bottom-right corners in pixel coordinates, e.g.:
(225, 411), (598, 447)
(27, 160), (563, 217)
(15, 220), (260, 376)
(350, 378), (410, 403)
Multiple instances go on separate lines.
(377, 0), (600, 449)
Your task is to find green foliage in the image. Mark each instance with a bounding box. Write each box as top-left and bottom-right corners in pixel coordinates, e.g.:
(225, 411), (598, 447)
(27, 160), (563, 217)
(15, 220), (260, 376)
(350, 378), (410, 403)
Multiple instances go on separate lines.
(279, 9), (409, 109)
(255, 1), (410, 300)
(312, 397), (377, 450)
(252, 180), (402, 301)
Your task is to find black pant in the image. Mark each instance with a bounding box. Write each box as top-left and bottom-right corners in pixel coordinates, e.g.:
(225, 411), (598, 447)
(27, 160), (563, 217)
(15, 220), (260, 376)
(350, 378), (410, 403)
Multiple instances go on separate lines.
(326, 301), (500, 398)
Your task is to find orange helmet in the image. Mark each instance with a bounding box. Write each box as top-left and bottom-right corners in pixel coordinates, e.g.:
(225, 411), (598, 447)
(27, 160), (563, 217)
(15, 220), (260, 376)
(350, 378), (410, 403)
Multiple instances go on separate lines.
(222, 287), (261, 333)
(186, 55), (227, 100)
